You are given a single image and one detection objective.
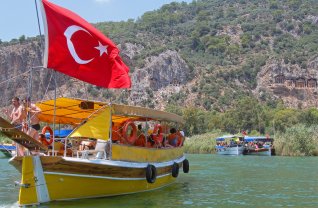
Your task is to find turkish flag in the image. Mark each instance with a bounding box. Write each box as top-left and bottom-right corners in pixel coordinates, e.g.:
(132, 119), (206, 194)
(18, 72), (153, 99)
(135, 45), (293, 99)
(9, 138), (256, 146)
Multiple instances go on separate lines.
(40, 0), (131, 88)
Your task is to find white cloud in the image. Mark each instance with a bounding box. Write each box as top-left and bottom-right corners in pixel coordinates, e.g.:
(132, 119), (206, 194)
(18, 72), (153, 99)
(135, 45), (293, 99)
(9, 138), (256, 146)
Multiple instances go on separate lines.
(94, 0), (112, 4)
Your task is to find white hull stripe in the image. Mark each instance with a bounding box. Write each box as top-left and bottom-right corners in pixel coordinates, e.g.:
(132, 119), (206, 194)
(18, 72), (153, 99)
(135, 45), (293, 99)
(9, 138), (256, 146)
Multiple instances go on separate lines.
(44, 171), (172, 181)
(62, 155), (186, 168)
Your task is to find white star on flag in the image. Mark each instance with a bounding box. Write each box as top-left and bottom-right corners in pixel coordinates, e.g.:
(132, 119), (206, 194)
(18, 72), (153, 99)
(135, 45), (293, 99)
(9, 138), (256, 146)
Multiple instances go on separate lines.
(95, 41), (108, 56)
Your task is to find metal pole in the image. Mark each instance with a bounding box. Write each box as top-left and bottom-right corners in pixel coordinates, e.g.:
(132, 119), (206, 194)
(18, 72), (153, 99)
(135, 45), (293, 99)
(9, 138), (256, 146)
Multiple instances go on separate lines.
(52, 71), (57, 154)
(108, 106), (112, 160)
(63, 123), (67, 157)
(108, 95), (112, 160)
(34, 0), (43, 51)
(27, 68), (33, 129)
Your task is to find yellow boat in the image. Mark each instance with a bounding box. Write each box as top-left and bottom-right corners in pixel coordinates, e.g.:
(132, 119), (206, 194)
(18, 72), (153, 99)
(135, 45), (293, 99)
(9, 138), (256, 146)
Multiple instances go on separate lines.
(2, 97), (189, 206)
(0, 1), (189, 205)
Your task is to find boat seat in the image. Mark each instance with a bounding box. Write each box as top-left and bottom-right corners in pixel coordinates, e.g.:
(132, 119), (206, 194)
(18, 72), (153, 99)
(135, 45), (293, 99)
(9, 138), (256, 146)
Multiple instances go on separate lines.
(77, 139), (107, 159)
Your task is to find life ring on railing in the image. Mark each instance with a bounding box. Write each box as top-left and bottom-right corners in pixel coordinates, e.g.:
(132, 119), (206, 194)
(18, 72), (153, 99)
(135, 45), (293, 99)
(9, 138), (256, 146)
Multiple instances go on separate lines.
(172, 162), (179, 178)
(122, 121), (137, 144)
(40, 126), (53, 146)
(146, 164), (157, 183)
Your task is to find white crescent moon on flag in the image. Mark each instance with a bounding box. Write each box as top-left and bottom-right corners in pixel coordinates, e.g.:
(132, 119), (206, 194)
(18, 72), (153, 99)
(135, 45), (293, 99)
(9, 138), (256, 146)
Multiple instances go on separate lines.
(64, 25), (94, 64)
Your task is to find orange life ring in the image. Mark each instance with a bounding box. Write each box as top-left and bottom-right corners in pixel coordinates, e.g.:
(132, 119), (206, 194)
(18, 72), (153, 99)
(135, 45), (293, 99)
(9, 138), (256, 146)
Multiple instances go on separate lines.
(122, 121), (137, 144)
(41, 126), (54, 146)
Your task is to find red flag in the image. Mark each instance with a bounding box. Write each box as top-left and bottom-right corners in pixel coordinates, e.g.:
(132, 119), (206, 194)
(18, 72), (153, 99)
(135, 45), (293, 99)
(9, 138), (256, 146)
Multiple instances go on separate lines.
(40, 0), (131, 88)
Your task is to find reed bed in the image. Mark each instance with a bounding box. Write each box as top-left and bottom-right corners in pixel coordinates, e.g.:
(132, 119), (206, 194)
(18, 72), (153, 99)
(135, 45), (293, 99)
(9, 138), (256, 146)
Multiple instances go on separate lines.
(184, 130), (222, 154)
(274, 124), (318, 156)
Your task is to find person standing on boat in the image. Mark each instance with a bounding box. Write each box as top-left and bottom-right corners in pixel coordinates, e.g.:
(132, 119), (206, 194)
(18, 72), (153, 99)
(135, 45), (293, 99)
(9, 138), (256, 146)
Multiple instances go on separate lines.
(2, 97), (26, 130)
(23, 97), (42, 131)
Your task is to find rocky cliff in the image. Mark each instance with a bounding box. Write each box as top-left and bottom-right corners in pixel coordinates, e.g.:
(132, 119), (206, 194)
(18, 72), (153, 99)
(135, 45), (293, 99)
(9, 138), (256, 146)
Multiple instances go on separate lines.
(1, 38), (318, 110)
(0, 40), (192, 110)
(255, 57), (318, 108)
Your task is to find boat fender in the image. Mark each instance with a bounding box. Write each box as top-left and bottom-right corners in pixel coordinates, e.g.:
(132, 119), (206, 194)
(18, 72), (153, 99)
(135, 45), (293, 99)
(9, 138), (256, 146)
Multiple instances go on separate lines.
(182, 159), (189, 173)
(146, 164), (157, 183)
(41, 126), (54, 146)
(172, 162), (179, 178)
(122, 121), (137, 144)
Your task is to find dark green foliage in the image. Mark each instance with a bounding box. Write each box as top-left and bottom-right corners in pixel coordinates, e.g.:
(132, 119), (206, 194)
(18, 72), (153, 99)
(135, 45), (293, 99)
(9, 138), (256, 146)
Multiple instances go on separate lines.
(275, 125), (318, 156)
(18, 35), (26, 43)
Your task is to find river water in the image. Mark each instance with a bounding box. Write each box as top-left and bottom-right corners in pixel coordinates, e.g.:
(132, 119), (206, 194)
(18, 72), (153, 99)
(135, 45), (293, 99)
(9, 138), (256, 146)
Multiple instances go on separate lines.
(1, 153), (318, 207)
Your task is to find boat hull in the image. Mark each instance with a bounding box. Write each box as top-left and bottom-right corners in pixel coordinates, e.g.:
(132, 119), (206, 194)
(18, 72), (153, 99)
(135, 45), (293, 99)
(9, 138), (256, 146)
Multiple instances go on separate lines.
(44, 172), (175, 201)
(215, 146), (244, 155)
(243, 148), (274, 156)
(10, 151), (185, 206)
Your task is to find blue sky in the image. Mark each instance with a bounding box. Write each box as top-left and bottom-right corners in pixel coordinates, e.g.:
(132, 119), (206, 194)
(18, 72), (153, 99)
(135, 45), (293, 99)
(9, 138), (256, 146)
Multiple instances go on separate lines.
(0, 0), (192, 42)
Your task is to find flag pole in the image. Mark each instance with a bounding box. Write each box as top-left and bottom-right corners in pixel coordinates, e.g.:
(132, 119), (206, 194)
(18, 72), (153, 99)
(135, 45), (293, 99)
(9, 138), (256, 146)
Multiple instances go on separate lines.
(52, 71), (57, 155)
(34, 0), (44, 51)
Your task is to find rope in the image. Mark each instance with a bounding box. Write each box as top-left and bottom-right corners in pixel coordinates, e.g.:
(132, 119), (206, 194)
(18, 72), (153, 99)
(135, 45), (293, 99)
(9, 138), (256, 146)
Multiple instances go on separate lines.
(0, 70), (31, 86)
(39, 71), (53, 101)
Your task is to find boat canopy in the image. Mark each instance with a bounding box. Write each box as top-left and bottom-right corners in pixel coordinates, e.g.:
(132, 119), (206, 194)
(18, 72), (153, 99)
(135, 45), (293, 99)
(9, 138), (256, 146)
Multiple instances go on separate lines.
(244, 136), (273, 142)
(36, 97), (184, 125)
(216, 135), (241, 141)
(45, 129), (73, 138)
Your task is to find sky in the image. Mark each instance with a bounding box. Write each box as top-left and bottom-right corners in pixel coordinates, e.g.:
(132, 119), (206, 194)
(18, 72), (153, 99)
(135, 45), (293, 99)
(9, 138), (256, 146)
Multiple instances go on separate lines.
(0, 0), (192, 42)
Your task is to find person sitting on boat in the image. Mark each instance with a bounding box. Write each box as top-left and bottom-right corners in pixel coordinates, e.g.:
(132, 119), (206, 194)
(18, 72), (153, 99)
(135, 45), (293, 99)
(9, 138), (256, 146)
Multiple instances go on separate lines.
(145, 129), (155, 147)
(167, 128), (178, 147)
(176, 130), (185, 146)
(135, 124), (146, 147)
(80, 139), (96, 150)
(152, 127), (164, 148)
(254, 143), (259, 149)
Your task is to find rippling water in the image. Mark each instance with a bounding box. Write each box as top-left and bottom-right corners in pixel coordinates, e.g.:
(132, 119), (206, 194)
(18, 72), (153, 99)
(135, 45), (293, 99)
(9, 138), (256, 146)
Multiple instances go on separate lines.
(1, 153), (318, 207)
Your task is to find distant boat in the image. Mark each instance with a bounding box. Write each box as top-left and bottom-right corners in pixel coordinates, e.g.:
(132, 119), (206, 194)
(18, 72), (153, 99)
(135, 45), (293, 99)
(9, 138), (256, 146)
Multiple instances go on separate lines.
(243, 136), (275, 156)
(215, 135), (244, 155)
(0, 144), (16, 157)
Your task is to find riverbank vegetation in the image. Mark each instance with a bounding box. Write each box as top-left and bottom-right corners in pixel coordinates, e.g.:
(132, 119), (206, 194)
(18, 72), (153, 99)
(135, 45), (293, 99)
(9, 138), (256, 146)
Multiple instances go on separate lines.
(1, 96), (317, 156)
(170, 96), (318, 156)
